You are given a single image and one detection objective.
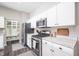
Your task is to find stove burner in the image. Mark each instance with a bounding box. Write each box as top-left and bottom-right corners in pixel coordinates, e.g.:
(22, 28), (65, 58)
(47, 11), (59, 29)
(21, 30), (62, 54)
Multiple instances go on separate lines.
(32, 34), (50, 39)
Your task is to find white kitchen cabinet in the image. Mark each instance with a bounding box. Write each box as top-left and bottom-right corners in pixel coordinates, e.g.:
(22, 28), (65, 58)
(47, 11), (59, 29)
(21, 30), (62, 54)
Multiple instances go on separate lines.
(31, 17), (36, 28)
(46, 2), (75, 27)
(56, 2), (75, 26)
(27, 16), (36, 28)
(48, 42), (73, 56)
(42, 39), (77, 56)
(46, 6), (57, 27)
(6, 20), (19, 37)
(29, 2), (75, 27)
(0, 17), (5, 28)
(11, 21), (17, 36)
(6, 20), (20, 41)
(42, 40), (53, 56)
(42, 40), (61, 56)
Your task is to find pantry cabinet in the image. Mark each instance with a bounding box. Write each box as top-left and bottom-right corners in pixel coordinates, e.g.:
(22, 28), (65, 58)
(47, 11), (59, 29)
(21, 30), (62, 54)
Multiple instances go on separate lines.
(6, 20), (19, 37)
(56, 2), (75, 26)
(6, 20), (20, 41)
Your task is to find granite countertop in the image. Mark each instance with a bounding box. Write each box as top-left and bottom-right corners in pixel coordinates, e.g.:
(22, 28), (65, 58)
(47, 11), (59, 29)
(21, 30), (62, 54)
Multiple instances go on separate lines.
(42, 36), (77, 49)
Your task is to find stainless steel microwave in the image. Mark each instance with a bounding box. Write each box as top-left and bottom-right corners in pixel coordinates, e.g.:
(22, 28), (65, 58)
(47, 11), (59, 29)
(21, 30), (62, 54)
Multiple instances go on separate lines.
(36, 18), (47, 28)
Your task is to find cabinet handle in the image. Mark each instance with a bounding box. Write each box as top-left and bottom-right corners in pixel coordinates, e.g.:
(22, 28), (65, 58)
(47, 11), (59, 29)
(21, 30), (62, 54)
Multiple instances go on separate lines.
(59, 47), (62, 50)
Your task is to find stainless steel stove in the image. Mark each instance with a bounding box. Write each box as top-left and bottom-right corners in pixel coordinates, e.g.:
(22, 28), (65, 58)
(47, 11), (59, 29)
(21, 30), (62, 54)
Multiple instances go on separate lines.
(31, 34), (50, 56)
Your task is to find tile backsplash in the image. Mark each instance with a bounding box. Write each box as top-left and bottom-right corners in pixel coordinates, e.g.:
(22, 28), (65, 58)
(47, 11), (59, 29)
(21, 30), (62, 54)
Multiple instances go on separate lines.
(38, 26), (79, 40)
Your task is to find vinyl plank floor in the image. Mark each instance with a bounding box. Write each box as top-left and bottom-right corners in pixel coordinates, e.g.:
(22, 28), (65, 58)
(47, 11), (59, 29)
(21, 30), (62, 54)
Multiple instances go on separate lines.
(18, 50), (36, 56)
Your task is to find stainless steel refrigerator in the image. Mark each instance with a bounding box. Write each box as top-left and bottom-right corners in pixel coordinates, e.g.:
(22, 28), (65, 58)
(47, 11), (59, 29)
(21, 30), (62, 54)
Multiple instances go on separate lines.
(21, 23), (34, 46)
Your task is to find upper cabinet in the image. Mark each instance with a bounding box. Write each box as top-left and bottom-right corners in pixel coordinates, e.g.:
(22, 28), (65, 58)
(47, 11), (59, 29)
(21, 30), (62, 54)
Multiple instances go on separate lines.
(29, 2), (75, 28)
(47, 2), (75, 27)
(56, 2), (75, 26)
(46, 6), (57, 27)
(27, 16), (37, 28)
(0, 17), (5, 28)
(30, 17), (36, 28)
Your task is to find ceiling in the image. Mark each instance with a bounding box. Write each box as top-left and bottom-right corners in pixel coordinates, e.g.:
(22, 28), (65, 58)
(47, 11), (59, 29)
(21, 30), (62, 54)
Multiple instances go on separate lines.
(0, 2), (59, 13)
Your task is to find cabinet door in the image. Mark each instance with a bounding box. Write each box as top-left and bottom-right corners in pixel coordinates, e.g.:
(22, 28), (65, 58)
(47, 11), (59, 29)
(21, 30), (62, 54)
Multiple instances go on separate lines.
(50, 42), (73, 56)
(47, 6), (57, 27)
(57, 2), (75, 26)
(0, 17), (4, 28)
(30, 17), (36, 28)
(42, 40), (52, 56)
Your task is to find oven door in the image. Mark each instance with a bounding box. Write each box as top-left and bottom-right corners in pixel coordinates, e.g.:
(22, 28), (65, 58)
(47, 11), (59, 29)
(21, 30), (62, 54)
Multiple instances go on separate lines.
(31, 38), (39, 56)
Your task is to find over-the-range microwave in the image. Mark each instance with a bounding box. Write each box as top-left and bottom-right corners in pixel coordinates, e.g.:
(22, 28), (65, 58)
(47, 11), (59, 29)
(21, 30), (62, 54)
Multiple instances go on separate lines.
(36, 18), (47, 28)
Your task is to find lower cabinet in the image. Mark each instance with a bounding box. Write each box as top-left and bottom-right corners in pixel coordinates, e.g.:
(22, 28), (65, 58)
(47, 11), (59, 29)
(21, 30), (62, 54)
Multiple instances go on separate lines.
(42, 40), (52, 56)
(42, 40), (74, 56)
